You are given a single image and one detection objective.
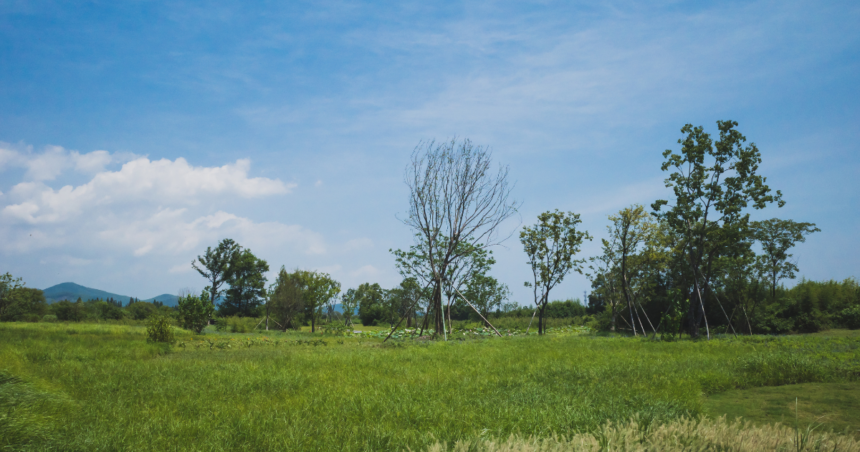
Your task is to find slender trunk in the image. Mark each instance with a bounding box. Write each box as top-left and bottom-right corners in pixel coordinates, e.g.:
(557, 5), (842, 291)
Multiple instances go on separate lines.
(433, 280), (444, 336)
(538, 304), (545, 335)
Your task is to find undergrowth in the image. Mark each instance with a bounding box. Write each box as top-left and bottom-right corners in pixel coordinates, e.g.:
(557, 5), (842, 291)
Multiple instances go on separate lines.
(0, 322), (857, 451)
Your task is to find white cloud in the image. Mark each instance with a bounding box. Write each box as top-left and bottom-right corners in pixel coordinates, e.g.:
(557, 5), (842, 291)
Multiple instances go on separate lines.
(72, 150), (112, 173)
(2, 155), (292, 224)
(0, 145), (329, 292)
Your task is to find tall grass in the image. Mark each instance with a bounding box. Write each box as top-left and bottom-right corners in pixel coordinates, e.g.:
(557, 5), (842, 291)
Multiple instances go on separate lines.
(427, 416), (860, 451)
(1, 322), (858, 451)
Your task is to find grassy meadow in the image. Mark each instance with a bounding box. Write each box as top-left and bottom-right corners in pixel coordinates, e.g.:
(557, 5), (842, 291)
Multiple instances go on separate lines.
(2, 322), (859, 451)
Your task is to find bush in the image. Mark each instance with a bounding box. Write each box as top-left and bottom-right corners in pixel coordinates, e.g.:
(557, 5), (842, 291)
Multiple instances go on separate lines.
(177, 293), (214, 333)
(145, 315), (175, 343)
(41, 315), (57, 323)
(835, 306), (860, 329)
(214, 316), (258, 333)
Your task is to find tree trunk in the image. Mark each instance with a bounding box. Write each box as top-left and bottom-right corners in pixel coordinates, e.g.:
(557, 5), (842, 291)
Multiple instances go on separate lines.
(538, 304), (546, 335)
(432, 280), (444, 336)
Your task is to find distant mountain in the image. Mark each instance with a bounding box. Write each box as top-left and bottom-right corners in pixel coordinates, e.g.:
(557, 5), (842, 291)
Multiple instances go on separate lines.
(42, 282), (179, 307)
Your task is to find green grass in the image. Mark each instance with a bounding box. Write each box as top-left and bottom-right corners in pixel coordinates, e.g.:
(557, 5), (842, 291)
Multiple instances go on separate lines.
(2, 322), (859, 451)
(703, 382), (860, 437)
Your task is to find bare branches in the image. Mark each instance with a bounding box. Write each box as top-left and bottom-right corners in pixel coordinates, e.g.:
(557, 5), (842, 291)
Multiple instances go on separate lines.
(401, 138), (519, 336)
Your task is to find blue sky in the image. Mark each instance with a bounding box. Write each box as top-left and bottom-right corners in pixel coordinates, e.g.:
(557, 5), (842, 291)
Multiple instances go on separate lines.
(1, 0), (857, 304)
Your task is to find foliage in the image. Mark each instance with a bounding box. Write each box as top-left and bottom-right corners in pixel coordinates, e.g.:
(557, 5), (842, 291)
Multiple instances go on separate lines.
(521, 210), (592, 334)
(753, 218), (820, 300)
(177, 291), (214, 333)
(214, 316), (259, 333)
(118, 301), (157, 320)
(290, 269), (340, 332)
(356, 282), (389, 326)
(219, 248), (269, 317)
(268, 267), (304, 331)
(192, 238), (240, 305)
(52, 299), (87, 321)
(145, 314), (175, 343)
(836, 307), (860, 330)
(0, 272), (25, 321)
(339, 288), (358, 327)
(653, 120), (784, 338)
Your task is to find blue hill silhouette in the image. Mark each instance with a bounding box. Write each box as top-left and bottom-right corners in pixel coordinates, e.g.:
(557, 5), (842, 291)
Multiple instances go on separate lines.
(42, 282), (179, 307)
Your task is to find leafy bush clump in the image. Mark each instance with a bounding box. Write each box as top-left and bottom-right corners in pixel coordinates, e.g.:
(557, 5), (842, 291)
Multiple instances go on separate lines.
(835, 307), (860, 329)
(177, 292), (213, 333)
(41, 315), (57, 323)
(146, 315), (175, 343)
(215, 316), (258, 333)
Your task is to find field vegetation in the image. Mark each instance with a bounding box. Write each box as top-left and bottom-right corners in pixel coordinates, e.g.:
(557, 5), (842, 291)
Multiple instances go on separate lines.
(2, 322), (859, 450)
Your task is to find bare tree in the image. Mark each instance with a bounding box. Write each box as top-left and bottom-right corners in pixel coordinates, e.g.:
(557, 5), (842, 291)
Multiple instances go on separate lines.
(402, 138), (519, 336)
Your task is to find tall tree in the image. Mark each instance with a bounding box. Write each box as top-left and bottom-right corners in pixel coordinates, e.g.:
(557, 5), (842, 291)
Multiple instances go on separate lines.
(606, 205), (660, 336)
(402, 138), (518, 336)
(653, 120), (783, 338)
(356, 283), (388, 327)
(387, 278), (427, 328)
(291, 270), (341, 332)
(220, 248), (269, 317)
(521, 210), (592, 335)
(752, 218), (820, 301)
(0, 273), (25, 321)
(340, 288), (359, 328)
(462, 274), (510, 325)
(192, 239), (240, 306)
(269, 267), (304, 331)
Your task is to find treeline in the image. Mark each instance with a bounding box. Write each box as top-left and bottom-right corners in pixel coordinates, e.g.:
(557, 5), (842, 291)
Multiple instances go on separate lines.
(0, 274), (176, 323)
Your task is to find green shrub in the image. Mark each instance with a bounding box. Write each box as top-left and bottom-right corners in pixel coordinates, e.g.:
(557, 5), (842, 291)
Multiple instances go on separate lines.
(835, 307), (860, 329)
(214, 316), (258, 333)
(177, 293), (214, 333)
(41, 315), (57, 323)
(145, 315), (175, 343)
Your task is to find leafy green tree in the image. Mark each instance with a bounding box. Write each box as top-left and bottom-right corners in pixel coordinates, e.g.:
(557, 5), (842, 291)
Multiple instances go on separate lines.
(356, 283), (388, 326)
(462, 274), (510, 324)
(3, 287), (48, 321)
(606, 205), (660, 336)
(53, 298), (87, 321)
(752, 218), (820, 301)
(0, 273), (25, 321)
(653, 120), (783, 338)
(521, 210), (592, 335)
(387, 278), (428, 328)
(339, 288), (358, 327)
(269, 267), (304, 331)
(192, 238), (240, 305)
(177, 290), (214, 333)
(125, 301), (157, 320)
(220, 248), (269, 317)
(290, 270), (340, 332)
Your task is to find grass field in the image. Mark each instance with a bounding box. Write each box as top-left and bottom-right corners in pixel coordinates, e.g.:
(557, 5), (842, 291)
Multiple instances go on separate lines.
(2, 322), (859, 451)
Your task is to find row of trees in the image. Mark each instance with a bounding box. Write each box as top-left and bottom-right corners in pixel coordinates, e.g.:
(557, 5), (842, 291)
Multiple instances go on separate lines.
(390, 122), (850, 337)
